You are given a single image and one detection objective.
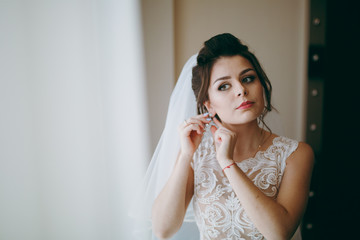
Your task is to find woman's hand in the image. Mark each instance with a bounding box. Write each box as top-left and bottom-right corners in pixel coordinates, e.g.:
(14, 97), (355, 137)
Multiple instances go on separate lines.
(210, 117), (237, 166)
(178, 113), (211, 157)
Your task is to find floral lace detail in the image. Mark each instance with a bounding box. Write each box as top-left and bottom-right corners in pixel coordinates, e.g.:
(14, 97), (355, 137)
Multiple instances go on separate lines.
(192, 127), (298, 240)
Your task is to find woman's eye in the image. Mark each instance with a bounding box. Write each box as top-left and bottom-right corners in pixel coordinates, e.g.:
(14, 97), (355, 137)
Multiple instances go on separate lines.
(218, 84), (230, 91)
(242, 76), (255, 83)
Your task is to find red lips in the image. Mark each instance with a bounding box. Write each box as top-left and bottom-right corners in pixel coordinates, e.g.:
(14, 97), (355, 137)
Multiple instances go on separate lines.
(236, 101), (254, 109)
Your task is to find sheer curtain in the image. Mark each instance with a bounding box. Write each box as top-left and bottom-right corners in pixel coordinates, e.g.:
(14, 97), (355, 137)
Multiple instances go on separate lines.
(0, 1), (150, 240)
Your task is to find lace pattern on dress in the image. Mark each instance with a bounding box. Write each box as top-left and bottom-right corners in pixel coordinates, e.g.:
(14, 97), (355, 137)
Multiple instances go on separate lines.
(192, 126), (298, 240)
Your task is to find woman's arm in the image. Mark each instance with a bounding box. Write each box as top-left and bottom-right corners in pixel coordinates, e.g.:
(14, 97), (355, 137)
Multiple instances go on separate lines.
(212, 118), (314, 240)
(223, 142), (314, 240)
(151, 152), (194, 239)
(152, 113), (210, 239)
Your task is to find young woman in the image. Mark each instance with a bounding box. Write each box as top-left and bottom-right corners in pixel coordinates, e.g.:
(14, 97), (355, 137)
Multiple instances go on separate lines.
(149, 33), (314, 240)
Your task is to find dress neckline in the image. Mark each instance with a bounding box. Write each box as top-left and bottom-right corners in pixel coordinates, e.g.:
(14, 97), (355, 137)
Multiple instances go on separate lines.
(234, 136), (282, 165)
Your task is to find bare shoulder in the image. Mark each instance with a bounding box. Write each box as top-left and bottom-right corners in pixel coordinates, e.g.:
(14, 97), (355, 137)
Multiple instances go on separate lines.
(297, 141), (314, 154)
(292, 142), (314, 163)
(276, 141), (315, 224)
(286, 141), (314, 173)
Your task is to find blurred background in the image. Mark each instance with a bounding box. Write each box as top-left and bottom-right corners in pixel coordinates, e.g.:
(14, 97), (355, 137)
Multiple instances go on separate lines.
(0, 1), (150, 239)
(0, 0), (358, 239)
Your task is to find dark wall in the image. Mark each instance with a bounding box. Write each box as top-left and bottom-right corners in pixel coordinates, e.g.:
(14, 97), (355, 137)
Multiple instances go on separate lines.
(303, 0), (360, 239)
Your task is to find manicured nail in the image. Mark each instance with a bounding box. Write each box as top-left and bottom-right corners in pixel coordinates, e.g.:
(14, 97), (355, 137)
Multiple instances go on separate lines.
(203, 112), (209, 116)
(206, 117), (212, 121)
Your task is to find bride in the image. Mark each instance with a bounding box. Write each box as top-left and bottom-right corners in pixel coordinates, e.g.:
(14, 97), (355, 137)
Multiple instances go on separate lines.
(135, 33), (314, 240)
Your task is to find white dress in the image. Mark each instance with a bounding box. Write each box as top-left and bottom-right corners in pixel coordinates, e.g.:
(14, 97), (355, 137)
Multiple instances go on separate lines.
(192, 126), (299, 240)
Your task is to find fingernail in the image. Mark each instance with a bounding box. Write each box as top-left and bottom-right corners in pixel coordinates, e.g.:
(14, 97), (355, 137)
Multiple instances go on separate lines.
(203, 112), (209, 116)
(206, 117), (212, 121)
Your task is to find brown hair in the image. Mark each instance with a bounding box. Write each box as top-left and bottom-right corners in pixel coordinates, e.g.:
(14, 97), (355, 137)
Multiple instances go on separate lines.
(191, 33), (274, 128)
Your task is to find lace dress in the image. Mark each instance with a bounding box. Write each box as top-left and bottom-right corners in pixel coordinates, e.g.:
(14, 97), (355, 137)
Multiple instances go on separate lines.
(192, 127), (299, 240)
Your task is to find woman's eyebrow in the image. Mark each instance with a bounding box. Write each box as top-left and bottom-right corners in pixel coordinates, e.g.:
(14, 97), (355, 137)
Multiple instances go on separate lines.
(239, 68), (255, 76)
(213, 76), (231, 85)
(213, 68), (255, 85)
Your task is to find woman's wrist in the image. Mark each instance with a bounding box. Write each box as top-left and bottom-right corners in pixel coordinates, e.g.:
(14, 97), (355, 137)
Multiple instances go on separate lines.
(218, 158), (235, 169)
(179, 151), (194, 161)
(222, 162), (236, 172)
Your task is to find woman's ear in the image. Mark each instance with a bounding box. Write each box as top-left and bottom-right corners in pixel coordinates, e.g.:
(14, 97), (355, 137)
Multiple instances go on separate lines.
(204, 101), (215, 116)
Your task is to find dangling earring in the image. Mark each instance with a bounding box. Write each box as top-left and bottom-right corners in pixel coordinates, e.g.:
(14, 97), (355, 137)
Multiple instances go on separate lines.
(204, 107), (213, 118)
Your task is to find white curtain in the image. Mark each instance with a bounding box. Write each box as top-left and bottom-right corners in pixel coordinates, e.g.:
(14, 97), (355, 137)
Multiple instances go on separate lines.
(0, 1), (150, 239)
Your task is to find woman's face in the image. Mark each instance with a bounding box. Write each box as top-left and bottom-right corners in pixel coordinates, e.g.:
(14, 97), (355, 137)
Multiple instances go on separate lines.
(204, 55), (264, 125)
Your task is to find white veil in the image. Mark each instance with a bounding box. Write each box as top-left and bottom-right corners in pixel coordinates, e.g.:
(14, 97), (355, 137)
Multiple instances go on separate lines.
(129, 53), (301, 240)
(129, 54), (199, 240)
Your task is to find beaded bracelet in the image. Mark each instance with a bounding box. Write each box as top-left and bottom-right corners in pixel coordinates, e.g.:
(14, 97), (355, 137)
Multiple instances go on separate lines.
(222, 162), (236, 172)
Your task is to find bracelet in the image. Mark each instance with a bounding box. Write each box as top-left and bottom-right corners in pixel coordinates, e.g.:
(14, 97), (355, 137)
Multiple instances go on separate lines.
(222, 162), (236, 172)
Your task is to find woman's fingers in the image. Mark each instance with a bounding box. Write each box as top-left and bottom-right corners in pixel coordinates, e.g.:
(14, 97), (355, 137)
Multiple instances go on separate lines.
(210, 117), (236, 146)
(212, 117), (224, 128)
(182, 114), (211, 129)
(178, 114), (212, 155)
(183, 119), (204, 130)
(179, 114), (212, 137)
(184, 121), (203, 134)
(210, 125), (217, 137)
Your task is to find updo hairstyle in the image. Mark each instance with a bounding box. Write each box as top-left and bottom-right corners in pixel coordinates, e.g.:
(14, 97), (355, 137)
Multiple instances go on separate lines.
(191, 33), (274, 128)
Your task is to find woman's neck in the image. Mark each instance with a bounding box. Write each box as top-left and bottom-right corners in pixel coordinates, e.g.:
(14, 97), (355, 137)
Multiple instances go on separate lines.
(223, 120), (265, 159)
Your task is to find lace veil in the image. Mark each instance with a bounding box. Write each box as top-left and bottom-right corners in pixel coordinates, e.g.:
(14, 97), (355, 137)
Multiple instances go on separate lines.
(129, 54), (300, 240)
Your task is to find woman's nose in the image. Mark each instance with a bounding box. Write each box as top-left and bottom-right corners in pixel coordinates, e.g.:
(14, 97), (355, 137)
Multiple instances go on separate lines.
(236, 84), (248, 96)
